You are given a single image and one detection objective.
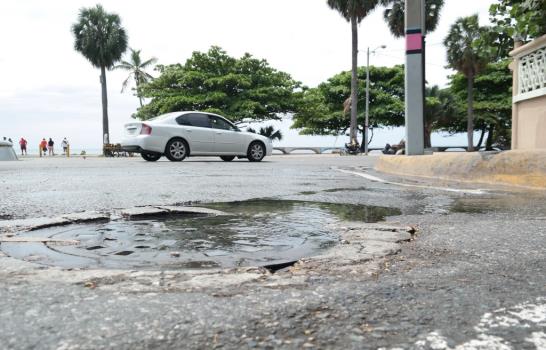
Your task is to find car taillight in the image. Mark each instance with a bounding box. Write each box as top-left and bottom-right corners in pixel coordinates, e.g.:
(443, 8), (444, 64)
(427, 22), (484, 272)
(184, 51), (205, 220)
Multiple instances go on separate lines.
(140, 124), (152, 135)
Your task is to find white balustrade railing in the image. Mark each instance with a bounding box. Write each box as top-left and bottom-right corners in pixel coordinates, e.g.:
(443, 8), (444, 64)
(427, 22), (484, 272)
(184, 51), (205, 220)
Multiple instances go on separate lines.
(513, 36), (546, 103)
(519, 47), (546, 93)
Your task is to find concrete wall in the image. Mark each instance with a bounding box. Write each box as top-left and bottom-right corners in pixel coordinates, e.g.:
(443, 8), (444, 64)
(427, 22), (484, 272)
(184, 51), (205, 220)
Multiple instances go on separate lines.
(516, 95), (546, 149)
(510, 35), (546, 150)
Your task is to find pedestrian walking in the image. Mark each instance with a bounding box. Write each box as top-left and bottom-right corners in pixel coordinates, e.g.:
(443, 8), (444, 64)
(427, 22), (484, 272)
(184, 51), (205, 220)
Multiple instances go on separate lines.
(61, 138), (69, 155)
(47, 138), (55, 156)
(19, 138), (27, 156)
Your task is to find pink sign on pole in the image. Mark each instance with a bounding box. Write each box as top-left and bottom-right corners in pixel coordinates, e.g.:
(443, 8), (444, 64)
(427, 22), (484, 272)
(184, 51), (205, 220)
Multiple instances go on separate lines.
(406, 33), (422, 51)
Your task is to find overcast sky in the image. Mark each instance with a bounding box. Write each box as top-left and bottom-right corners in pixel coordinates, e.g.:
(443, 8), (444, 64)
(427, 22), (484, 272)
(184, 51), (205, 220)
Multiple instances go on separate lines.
(0, 0), (493, 152)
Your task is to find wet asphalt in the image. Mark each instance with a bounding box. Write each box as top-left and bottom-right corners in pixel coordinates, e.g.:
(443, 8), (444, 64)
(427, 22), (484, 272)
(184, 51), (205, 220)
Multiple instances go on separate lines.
(0, 155), (545, 349)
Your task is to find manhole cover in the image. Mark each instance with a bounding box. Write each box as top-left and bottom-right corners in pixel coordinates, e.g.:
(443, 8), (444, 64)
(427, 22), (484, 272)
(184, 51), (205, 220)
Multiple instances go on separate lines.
(1, 200), (400, 269)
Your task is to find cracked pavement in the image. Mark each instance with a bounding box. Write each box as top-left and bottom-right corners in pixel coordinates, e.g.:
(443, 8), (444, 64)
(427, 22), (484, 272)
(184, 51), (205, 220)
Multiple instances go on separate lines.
(0, 155), (545, 349)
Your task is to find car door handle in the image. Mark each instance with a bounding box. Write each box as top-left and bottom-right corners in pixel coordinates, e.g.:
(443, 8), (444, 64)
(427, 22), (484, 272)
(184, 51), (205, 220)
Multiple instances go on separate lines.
(216, 132), (223, 135)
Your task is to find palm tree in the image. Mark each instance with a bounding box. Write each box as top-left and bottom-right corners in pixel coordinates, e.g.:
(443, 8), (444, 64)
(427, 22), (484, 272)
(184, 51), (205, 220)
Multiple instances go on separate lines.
(382, 0), (445, 37)
(72, 5), (128, 146)
(246, 126), (283, 141)
(114, 48), (157, 107)
(444, 15), (490, 152)
(327, 0), (383, 147)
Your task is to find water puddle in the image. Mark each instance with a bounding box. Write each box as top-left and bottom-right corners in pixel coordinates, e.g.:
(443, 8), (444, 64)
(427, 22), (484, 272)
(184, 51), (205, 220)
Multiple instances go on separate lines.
(1, 200), (400, 270)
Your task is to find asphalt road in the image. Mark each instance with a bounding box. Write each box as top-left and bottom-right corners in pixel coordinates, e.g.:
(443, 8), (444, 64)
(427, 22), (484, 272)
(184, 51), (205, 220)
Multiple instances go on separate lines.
(0, 155), (545, 349)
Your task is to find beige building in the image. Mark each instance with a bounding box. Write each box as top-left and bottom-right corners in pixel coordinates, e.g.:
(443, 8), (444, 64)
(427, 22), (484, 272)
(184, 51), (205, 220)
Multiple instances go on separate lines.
(510, 35), (546, 150)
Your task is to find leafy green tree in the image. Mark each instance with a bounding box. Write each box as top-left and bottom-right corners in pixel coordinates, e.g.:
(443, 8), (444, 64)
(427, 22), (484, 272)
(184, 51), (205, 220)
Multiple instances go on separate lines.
(136, 47), (301, 123)
(424, 86), (458, 148)
(114, 48), (157, 107)
(490, 0), (546, 41)
(72, 4), (128, 145)
(447, 61), (513, 150)
(444, 15), (491, 151)
(477, 27), (514, 61)
(382, 0), (445, 37)
(292, 65), (405, 141)
(246, 125), (283, 141)
(326, 0), (383, 146)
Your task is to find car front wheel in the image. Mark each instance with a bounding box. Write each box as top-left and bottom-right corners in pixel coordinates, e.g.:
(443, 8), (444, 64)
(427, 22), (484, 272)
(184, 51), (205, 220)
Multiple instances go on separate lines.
(165, 139), (188, 162)
(141, 152), (161, 162)
(247, 142), (265, 162)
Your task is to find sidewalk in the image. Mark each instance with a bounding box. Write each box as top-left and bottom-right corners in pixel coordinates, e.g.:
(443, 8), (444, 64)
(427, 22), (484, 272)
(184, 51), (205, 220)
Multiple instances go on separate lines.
(375, 150), (546, 190)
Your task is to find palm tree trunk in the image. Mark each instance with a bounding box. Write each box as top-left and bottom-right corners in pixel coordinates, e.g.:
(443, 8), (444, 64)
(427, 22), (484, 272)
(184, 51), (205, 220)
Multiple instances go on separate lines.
(476, 128), (486, 149)
(100, 66), (110, 148)
(350, 14), (359, 145)
(424, 125), (432, 148)
(467, 74), (475, 152)
(136, 73), (143, 108)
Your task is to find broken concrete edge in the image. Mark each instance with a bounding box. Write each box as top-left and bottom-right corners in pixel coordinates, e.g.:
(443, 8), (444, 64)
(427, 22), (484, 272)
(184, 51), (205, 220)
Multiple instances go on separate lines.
(0, 211), (110, 235)
(293, 222), (416, 271)
(0, 205), (231, 234)
(375, 150), (546, 190)
(0, 237), (80, 244)
(118, 205), (231, 220)
(0, 221), (418, 292)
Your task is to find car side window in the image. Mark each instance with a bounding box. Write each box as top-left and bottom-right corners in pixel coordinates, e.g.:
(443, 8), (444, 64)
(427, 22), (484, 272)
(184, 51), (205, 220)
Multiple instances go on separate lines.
(186, 113), (211, 128)
(176, 115), (192, 126)
(210, 116), (236, 131)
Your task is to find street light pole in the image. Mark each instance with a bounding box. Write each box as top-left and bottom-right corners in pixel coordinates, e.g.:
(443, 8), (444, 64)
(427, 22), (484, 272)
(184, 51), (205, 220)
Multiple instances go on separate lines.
(404, 0), (426, 155)
(364, 45), (386, 155)
(365, 47), (370, 155)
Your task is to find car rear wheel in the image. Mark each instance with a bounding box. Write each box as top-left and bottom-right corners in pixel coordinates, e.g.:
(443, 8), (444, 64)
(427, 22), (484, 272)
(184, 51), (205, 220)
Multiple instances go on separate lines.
(247, 142), (265, 162)
(141, 152), (161, 162)
(165, 139), (188, 162)
(220, 156), (235, 162)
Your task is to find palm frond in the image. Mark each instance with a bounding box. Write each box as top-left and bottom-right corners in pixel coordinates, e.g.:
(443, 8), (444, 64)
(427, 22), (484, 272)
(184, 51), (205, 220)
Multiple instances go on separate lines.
(71, 4), (128, 69)
(121, 73), (133, 93)
(140, 57), (158, 69)
(115, 48), (157, 100)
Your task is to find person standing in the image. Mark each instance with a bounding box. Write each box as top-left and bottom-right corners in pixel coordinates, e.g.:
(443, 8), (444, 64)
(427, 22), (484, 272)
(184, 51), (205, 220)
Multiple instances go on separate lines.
(40, 138), (48, 156)
(19, 138), (27, 156)
(47, 138), (55, 156)
(61, 138), (69, 155)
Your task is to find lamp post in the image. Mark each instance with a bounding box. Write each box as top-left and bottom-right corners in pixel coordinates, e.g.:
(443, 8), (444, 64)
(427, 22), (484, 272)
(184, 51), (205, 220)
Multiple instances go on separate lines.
(404, 0), (426, 155)
(364, 45), (386, 155)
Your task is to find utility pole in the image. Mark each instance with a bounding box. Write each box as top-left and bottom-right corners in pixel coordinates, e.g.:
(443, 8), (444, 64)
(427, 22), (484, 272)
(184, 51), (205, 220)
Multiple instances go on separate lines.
(365, 47), (370, 155)
(364, 45), (386, 155)
(404, 0), (425, 155)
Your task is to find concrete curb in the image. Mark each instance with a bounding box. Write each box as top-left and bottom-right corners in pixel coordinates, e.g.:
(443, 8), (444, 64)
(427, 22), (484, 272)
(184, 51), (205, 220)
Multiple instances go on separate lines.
(375, 150), (546, 190)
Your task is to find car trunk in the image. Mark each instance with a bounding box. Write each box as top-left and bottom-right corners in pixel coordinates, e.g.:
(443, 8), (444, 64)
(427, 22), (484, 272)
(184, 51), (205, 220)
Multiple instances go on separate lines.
(124, 123), (143, 136)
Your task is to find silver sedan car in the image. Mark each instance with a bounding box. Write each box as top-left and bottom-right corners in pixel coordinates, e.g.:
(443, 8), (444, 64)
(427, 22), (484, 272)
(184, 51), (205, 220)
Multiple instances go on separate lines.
(121, 111), (273, 162)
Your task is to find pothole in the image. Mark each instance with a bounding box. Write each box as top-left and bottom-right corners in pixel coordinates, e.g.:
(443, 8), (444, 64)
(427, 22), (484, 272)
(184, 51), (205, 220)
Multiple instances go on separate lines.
(0, 200), (400, 270)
